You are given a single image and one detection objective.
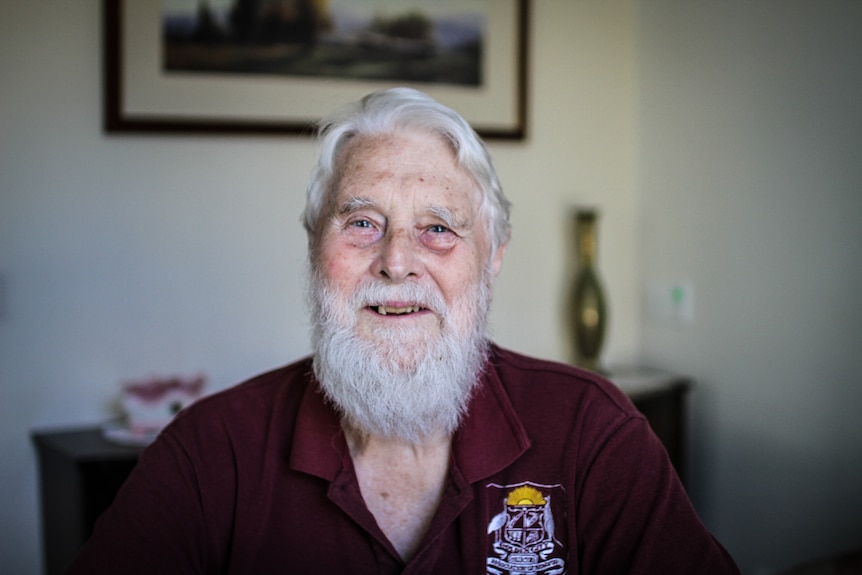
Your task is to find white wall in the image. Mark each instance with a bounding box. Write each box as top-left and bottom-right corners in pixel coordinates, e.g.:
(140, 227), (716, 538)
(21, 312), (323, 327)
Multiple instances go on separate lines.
(637, 1), (862, 573)
(0, 1), (640, 573)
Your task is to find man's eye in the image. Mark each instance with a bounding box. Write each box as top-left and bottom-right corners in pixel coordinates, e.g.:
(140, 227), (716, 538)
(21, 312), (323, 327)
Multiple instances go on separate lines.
(351, 219), (373, 228)
(429, 224), (450, 233)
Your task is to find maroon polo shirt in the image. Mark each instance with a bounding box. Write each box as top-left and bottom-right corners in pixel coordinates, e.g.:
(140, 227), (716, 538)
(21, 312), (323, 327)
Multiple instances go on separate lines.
(66, 345), (739, 574)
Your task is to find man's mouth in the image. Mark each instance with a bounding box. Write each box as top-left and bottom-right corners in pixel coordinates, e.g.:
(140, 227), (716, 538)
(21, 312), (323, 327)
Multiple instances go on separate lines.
(372, 305), (426, 316)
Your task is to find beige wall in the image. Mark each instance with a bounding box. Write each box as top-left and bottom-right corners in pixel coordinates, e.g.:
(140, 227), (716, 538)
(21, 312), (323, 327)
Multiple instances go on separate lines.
(637, 1), (862, 572)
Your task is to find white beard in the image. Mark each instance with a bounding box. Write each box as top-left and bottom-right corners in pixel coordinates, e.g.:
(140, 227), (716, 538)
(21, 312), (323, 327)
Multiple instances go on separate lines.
(308, 270), (492, 444)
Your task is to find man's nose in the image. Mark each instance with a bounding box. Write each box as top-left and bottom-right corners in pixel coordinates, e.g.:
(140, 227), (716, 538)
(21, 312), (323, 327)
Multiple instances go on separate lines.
(374, 228), (422, 282)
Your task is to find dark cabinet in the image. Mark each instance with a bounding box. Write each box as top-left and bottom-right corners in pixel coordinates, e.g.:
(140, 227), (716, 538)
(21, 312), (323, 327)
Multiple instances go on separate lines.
(32, 428), (143, 575)
(609, 370), (691, 484)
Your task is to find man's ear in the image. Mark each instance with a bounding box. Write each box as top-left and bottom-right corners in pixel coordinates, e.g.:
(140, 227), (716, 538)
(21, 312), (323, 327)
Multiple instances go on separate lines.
(490, 241), (508, 279)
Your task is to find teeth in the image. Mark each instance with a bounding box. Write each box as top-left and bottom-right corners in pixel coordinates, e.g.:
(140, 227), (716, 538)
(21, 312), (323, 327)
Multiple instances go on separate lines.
(377, 305), (421, 315)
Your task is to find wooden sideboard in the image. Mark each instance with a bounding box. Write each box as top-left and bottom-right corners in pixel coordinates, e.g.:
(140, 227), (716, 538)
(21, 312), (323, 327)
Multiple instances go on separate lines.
(32, 369), (689, 575)
(32, 428), (141, 575)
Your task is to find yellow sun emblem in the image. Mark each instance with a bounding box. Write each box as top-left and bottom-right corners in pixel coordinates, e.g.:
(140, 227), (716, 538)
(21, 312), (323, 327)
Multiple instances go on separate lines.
(506, 485), (546, 506)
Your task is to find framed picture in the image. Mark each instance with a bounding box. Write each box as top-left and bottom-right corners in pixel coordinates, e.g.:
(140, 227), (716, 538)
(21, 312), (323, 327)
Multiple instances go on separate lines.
(103, 0), (529, 139)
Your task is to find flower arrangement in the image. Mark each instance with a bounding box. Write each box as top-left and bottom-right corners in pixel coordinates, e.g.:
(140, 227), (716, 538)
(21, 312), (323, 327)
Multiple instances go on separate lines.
(120, 374), (206, 434)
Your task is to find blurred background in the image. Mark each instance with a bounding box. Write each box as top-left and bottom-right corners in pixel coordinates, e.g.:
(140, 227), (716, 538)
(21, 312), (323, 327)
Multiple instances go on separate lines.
(2, 1), (861, 573)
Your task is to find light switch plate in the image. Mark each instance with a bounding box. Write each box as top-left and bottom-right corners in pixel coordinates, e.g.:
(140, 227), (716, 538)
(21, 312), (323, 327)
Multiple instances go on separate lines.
(645, 279), (694, 325)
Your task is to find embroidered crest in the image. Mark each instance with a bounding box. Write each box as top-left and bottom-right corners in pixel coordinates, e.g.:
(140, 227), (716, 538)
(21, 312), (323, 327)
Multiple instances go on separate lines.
(486, 482), (566, 575)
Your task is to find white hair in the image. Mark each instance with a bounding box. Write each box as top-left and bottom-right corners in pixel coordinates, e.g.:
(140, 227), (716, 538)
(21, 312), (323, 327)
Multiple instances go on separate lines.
(301, 87), (511, 260)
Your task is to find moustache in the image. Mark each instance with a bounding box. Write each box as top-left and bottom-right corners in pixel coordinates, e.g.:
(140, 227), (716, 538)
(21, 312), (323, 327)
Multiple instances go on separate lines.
(349, 281), (448, 317)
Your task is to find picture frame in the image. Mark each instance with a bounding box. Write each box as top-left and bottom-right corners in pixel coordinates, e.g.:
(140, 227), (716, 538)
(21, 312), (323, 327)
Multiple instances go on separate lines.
(103, 0), (529, 139)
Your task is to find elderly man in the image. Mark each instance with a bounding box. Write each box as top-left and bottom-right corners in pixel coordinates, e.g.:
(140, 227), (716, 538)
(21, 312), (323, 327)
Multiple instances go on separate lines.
(67, 88), (739, 574)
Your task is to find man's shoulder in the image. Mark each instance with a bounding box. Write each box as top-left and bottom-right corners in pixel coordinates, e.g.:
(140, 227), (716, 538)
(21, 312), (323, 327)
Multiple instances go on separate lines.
(229, 355), (316, 397)
(489, 344), (611, 390)
(169, 355), (315, 429)
(487, 344), (636, 416)
(490, 345), (589, 378)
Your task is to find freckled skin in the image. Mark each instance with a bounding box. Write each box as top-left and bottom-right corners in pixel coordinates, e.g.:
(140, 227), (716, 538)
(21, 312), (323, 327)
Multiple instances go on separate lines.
(316, 129), (502, 339)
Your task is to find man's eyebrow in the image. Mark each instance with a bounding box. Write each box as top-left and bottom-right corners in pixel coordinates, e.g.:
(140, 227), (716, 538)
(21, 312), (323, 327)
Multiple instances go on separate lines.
(336, 196), (376, 215)
(335, 199), (469, 229)
(428, 205), (468, 230)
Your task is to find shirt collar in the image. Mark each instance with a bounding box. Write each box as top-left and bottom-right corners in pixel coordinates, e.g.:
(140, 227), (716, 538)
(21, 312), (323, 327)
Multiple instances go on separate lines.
(288, 374), (349, 480)
(452, 346), (532, 483)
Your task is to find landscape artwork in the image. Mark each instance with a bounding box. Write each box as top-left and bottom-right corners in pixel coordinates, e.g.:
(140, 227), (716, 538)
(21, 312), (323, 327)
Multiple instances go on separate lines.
(162, 0), (486, 86)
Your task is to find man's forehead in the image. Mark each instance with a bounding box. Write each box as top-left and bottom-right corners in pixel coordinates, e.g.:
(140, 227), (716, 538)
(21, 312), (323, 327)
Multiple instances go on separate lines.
(333, 169), (481, 214)
(337, 131), (462, 177)
(330, 130), (482, 218)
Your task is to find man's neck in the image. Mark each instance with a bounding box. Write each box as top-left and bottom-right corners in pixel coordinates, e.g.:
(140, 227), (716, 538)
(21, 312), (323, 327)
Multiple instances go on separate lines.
(344, 425), (450, 457)
(345, 426), (453, 561)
